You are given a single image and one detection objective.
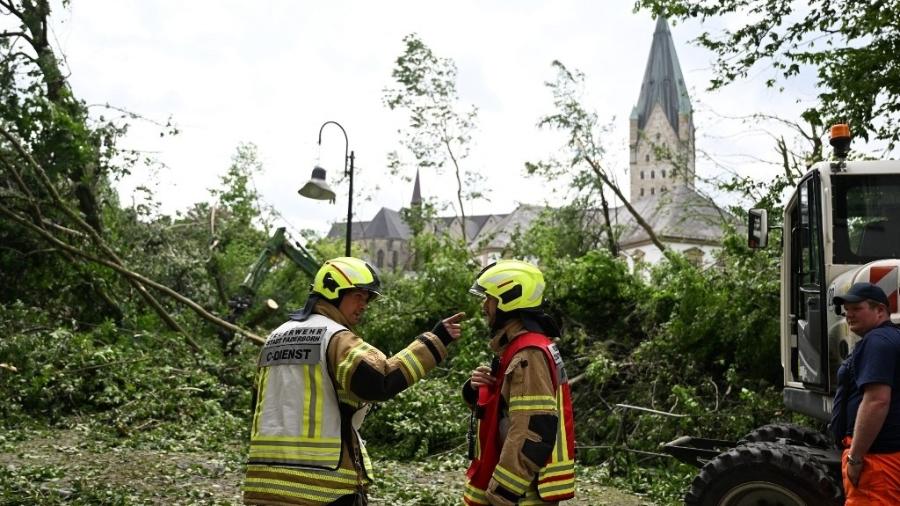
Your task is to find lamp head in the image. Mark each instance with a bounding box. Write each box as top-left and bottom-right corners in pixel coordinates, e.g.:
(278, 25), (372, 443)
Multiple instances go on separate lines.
(298, 166), (336, 202)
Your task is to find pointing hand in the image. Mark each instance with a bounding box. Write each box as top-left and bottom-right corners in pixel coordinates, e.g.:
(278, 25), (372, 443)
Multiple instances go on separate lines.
(432, 312), (466, 342)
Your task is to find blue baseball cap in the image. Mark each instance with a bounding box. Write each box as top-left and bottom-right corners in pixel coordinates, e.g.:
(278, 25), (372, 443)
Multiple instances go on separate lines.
(833, 282), (889, 309)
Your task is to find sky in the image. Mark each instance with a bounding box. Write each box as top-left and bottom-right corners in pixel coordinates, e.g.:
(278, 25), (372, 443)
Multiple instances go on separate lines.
(42, 0), (826, 240)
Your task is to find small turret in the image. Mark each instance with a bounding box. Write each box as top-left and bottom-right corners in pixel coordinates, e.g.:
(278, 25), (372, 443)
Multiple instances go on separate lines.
(410, 169), (422, 207)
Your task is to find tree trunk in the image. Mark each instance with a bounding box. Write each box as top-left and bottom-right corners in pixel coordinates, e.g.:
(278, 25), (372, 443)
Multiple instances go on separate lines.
(584, 153), (667, 253)
(8, 0), (104, 234)
(0, 203), (266, 346)
(597, 186), (618, 256)
(444, 139), (468, 243)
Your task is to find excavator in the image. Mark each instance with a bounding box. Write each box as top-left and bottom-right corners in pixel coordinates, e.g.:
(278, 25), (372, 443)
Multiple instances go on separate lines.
(217, 226), (320, 353)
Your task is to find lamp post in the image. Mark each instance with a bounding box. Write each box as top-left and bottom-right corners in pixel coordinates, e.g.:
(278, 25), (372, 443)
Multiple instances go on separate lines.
(298, 121), (355, 257)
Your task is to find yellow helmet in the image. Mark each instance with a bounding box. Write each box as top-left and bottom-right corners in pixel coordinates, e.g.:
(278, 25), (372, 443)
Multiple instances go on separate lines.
(470, 259), (545, 312)
(312, 257), (381, 301)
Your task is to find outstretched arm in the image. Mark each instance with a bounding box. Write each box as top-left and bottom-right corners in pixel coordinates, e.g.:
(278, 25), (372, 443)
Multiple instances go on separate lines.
(329, 313), (464, 402)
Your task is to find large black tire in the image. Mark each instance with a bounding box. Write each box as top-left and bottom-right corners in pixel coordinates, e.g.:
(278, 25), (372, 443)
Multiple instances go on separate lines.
(741, 423), (833, 449)
(685, 441), (843, 506)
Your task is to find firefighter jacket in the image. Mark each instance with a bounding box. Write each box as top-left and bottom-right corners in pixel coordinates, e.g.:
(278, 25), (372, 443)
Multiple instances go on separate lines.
(243, 301), (453, 505)
(462, 320), (576, 506)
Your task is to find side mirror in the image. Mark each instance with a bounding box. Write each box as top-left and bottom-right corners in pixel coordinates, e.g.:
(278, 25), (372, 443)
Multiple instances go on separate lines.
(748, 208), (768, 248)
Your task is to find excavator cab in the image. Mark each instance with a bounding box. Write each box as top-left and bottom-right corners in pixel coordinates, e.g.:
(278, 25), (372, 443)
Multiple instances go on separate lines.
(665, 125), (900, 505)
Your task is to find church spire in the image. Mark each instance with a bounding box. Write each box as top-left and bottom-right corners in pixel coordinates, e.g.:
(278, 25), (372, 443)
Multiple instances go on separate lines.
(410, 169), (422, 207)
(628, 17), (696, 200)
(631, 17), (692, 135)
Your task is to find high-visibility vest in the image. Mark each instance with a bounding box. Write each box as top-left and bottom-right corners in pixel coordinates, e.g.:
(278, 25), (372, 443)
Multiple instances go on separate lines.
(244, 314), (373, 501)
(464, 332), (576, 505)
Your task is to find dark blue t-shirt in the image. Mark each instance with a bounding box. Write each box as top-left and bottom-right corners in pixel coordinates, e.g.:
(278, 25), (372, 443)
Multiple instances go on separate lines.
(832, 321), (900, 453)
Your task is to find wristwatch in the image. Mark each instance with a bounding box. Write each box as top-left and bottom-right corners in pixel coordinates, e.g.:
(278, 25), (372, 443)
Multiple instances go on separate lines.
(847, 454), (863, 466)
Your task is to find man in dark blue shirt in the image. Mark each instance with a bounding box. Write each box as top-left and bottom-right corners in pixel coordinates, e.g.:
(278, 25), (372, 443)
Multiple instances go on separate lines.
(831, 282), (900, 504)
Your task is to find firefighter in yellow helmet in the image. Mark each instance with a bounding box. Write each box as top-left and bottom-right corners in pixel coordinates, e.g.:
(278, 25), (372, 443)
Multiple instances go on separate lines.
(462, 260), (575, 506)
(243, 257), (465, 506)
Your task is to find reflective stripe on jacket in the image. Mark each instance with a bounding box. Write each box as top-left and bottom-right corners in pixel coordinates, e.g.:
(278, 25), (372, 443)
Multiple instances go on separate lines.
(245, 313), (372, 503)
(244, 301), (453, 506)
(465, 331), (576, 505)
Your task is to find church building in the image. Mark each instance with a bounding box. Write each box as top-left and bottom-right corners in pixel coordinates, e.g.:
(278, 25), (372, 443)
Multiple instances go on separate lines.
(613, 17), (736, 268)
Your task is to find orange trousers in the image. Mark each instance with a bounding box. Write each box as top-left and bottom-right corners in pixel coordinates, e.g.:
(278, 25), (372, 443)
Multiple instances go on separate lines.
(842, 437), (900, 505)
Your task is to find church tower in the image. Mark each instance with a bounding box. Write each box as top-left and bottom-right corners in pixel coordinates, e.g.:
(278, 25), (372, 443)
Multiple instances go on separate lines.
(629, 17), (695, 201)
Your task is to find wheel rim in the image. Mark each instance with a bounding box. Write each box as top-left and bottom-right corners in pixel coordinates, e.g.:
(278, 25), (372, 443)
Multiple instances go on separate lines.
(719, 480), (806, 506)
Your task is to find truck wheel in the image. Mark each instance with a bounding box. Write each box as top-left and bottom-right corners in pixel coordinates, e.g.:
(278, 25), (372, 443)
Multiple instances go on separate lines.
(685, 442), (842, 506)
(741, 423), (833, 449)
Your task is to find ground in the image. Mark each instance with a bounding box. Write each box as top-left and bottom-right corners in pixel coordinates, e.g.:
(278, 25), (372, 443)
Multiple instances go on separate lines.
(0, 425), (654, 505)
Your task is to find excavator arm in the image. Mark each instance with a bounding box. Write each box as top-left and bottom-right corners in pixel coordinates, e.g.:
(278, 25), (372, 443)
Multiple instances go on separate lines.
(218, 227), (320, 352)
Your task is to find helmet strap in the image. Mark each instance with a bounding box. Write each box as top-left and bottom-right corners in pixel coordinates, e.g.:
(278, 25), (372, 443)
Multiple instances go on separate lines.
(490, 308), (513, 335)
(325, 290), (346, 309)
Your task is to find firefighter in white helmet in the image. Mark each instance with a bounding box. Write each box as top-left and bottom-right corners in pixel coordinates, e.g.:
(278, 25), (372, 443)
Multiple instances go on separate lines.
(243, 257), (465, 506)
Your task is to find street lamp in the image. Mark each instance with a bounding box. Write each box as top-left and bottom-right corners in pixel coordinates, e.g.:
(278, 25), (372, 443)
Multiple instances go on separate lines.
(298, 120), (355, 257)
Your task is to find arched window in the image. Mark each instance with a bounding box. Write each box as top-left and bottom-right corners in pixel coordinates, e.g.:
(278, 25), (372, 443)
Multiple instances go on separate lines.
(376, 250), (384, 268)
(661, 169), (666, 178)
(392, 251), (398, 269)
(651, 170), (655, 179)
(640, 188), (645, 197)
(640, 171), (644, 180)
(651, 188), (655, 195)
(662, 186), (667, 192)
(685, 247), (705, 267)
(645, 154), (650, 162)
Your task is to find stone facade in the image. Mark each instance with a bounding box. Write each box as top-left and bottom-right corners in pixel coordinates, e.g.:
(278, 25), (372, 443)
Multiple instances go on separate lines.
(629, 102), (695, 199)
(362, 237), (410, 272)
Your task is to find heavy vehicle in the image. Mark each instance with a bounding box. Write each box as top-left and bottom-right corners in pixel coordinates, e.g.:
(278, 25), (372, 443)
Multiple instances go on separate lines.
(664, 124), (900, 505)
(217, 226), (320, 353)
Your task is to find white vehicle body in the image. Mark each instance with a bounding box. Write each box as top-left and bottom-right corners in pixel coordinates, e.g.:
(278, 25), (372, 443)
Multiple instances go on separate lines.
(778, 160), (900, 421)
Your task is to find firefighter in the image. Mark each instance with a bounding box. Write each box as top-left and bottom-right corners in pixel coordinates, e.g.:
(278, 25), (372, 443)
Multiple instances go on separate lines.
(243, 256), (464, 506)
(462, 260), (575, 506)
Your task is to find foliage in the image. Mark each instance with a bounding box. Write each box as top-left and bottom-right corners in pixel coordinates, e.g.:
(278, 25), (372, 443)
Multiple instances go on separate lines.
(363, 376), (470, 460)
(0, 0), (140, 325)
(0, 302), (254, 451)
(542, 250), (644, 344)
(636, 0), (900, 150)
(513, 230), (790, 504)
(510, 204), (606, 261)
(528, 61), (621, 255)
(204, 143), (273, 311)
(639, 236), (781, 383)
(354, 231), (493, 460)
(0, 6), (849, 505)
(360, 232), (485, 362)
(0, 421), (245, 505)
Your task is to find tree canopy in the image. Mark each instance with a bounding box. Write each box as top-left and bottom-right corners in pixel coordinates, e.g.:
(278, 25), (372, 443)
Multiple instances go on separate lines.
(383, 33), (482, 242)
